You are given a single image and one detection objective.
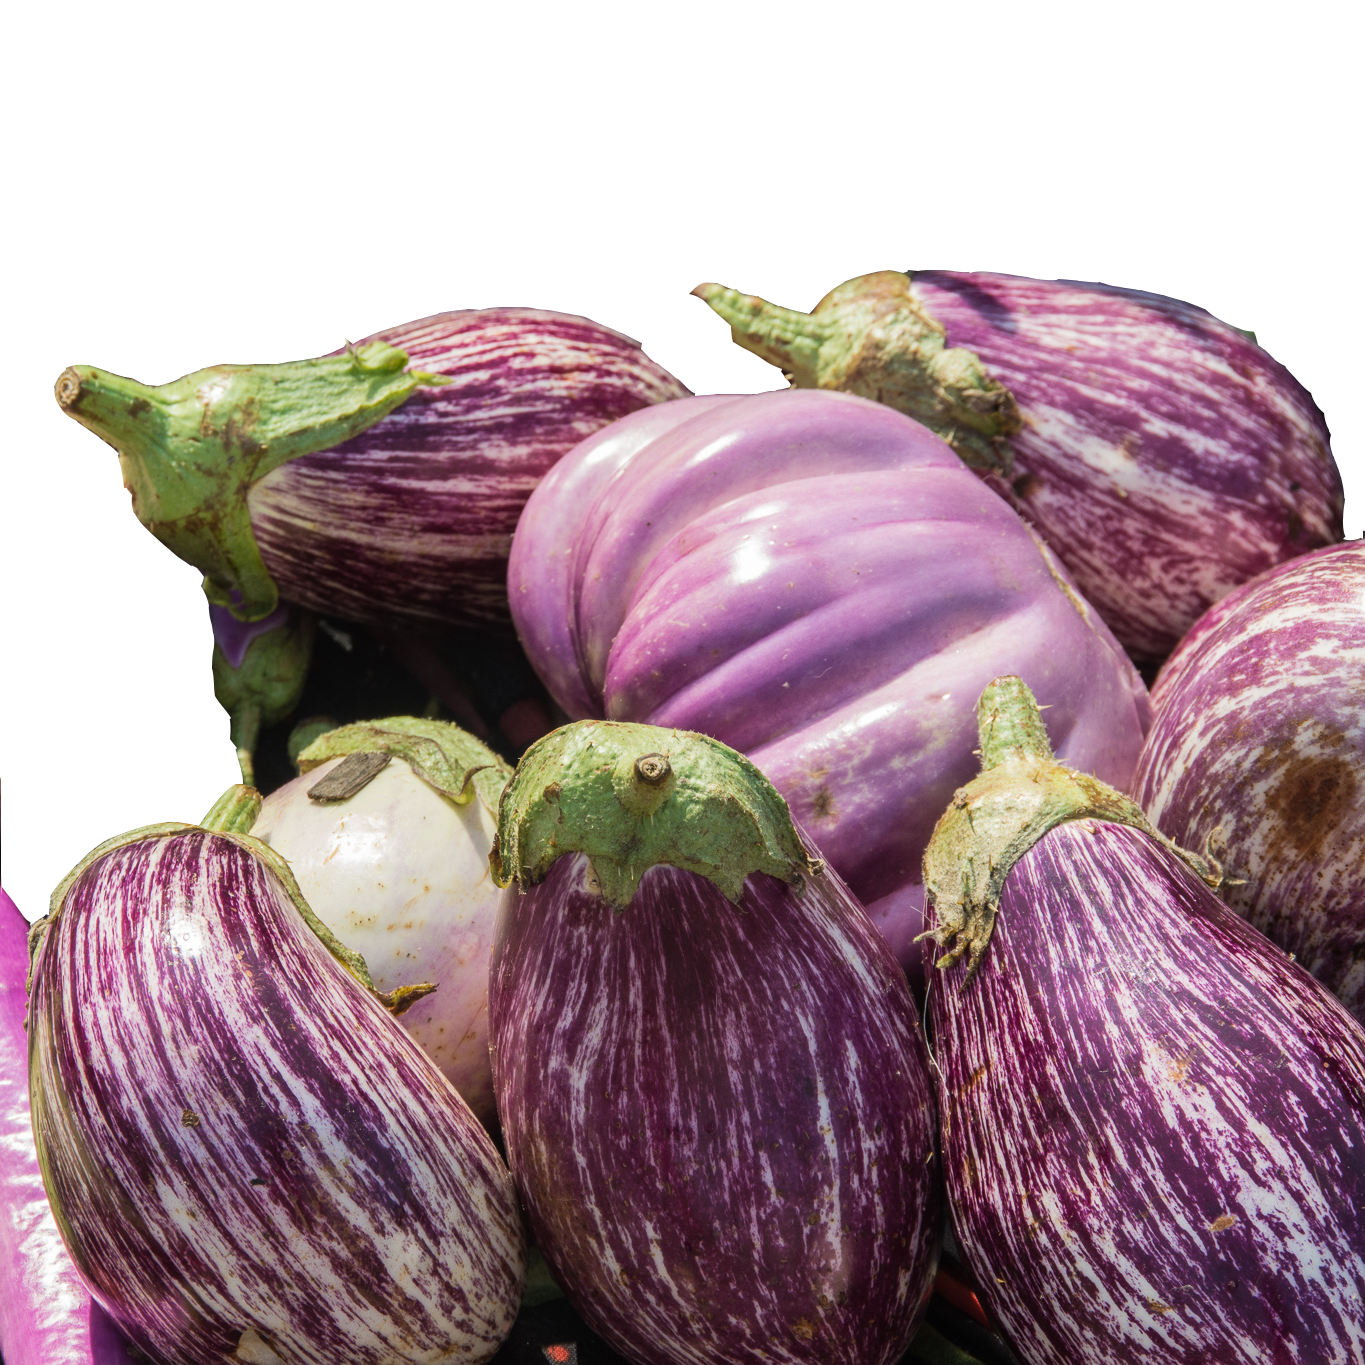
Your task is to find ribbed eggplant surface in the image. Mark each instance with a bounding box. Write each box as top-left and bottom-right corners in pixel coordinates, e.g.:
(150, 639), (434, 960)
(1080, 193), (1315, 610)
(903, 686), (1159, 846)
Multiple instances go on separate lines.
(923, 681), (1365, 1365)
(29, 822), (525, 1365)
(489, 721), (943, 1365)
(1133, 539), (1365, 1020)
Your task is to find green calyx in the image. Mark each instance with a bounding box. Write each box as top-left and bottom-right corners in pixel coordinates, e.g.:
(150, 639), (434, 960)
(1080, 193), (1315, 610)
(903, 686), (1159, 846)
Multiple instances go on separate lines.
(920, 676), (1226, 986)
(55, 341), (447, 621)
(492, 720), (821, 910)
(692, 271), (1020, 476)
(31, 792), (434, 1017)
(297, 716), (511, 810)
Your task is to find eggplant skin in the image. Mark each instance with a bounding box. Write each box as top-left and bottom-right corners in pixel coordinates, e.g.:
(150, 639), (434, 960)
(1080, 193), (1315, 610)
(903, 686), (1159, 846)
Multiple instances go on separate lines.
(928, 820), (1365, 1365)
(29, 831), (526, 1365)
(490, 854), (943, 1365)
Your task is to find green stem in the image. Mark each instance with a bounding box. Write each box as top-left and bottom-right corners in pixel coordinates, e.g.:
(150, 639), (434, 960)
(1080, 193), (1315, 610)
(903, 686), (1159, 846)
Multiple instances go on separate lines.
(200, 785), (263, 834)
(977, 676), (1053, 768)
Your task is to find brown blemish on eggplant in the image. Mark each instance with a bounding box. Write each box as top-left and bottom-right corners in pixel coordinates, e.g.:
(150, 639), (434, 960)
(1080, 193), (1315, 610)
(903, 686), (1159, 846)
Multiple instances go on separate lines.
(810, 788), (836, 820)
(1264, 749), (1356, 862)
(1207, 1214), (1237, 1232)
(181, 1108), (201, 1127)
(1012, 472), (1043, 499)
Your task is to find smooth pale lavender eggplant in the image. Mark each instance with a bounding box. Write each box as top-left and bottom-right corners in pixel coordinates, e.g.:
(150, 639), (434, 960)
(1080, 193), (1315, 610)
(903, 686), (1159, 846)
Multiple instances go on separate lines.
(0, 395), (195, 846)
(1132, 539), (1365, 1020)
(27, 790), (525, 1365)
(0, 887), (130, 1365)
(0, 270), (255, 404)
(384, 268), (851, 393)
(695, 271), (1343, 663)
(251, 717), (511, 1125)
(508, 388), (1151, 974)
(488, 721), (943, 1365)
(56, 309), (690, 628)
(920, 677), (1365, 1365)
(1315, 270), (1365, 404)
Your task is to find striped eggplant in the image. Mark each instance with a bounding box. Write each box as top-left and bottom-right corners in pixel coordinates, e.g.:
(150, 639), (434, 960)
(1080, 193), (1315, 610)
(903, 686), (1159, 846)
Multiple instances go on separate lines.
(1132, 538), (1365, 1020)
(28, 787), (526, 1365)
(56, 308), (690, 628)
(1315, 270), (1365, 404)
(384, 267), (851, 393)
(250, 717), (511, 1125)
(0, 270), (253, 404)
(695, 270), (1343, 663)
(920, 676), (1365, 1365)
(1, 886), (130, 1365)
(488, 721), (943, 1365)
(0, 395), (193, 846)
(508, 388), (1151, 976)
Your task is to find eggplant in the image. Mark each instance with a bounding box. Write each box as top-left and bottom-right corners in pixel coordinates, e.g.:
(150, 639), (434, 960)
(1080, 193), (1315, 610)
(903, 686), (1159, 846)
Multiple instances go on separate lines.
(1132, 538), (1365, 1020)
(695, 271), (1343, 663)
(920, 676), (1365, 1364)
(28, 787), (526, 1365)
(56, 308), (690, 628)
(0, 886), (130, 1365)
(387, 268), (851, 393)
(0, 270), (255, 404)
(250, 717), (511, 1125)
(0, 393), (195, 851)
(487, 720), (943, 1365)
(508, 388), (1150, 976)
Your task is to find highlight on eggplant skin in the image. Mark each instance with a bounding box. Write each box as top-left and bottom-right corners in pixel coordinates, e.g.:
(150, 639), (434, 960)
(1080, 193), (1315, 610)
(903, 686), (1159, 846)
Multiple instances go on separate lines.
(28, 826), (527, 1365)
(923, 682), (1365, 1364)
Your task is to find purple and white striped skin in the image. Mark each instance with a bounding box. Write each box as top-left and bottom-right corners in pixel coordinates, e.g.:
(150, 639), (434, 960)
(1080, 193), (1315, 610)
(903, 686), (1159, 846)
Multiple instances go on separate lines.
(908, 271), (1343, 663)
(0, 398), (193, 840)
(489, 853), (943, 1365)
(0, 270), (255, 404)
(1132, 539), (1365, 1020)
(29, 828), (526, 1365)
(927, 820), (1365, 1365)
(1315, 270), (1365, 404)
(252, 752), (507, 1126)
(0, 887), (129, 1365)
(384, 268), (851, 393)
(246, 308), (690, 630)
(509, 389), (1151, 973)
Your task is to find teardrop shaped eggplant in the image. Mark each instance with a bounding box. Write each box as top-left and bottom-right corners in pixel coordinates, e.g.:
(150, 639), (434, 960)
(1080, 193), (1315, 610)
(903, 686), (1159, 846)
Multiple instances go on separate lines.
(488, 721), (943, 1365)
(28, 793), (526, 1365)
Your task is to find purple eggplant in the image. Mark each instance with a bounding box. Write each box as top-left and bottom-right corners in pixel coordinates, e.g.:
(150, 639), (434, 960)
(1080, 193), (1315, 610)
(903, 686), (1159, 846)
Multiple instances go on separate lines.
(488, 720), (943, 1365)
(384, 268), (851, 393)
(56, 309), (690, 628)
(1132, 539), (1365, 1020)
(920, 676), (1365, 1364)
(1315, 270), (1365, 404)
(695, 271), (1343, 663)
(1, 395), (195, 846)
(0, 270), (253, 404)
(508, 388), (1150, 976)
(27, 788), (525, 1365)
(0, 886), (131, 1365)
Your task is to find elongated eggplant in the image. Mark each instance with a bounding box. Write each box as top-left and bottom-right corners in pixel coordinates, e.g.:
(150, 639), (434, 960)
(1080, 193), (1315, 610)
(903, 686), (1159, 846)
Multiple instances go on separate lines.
(28, 788), (525, 1365)
(251, 717), (511, 1125)
(920, 677), (1365, 1364)
(1133, 539), (1365, 1020)
(488, 721), (943, 1365)
(0, 393), (193, 851)
(0, 887), (129, 1365)
(696, 271), (1342, 663)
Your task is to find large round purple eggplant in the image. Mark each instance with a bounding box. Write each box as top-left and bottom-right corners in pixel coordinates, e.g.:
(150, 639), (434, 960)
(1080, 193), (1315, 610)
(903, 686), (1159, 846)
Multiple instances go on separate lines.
(695, 271), (1343, 663)
(1315, 270), (1365, 404)
(920, 676), (1365, 1365)
(0, 395), (193, 846)
(1132, 539), (1365, 1020)
(384, 268), (851, 393)
(56, 308), (690, 628)
(488, 721), (943, 1365)
(0, 270), (253, 404)
(28, 788), (526, 1365)
(509, 388), (1151, 974)
(0, 887), (130, 1365)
